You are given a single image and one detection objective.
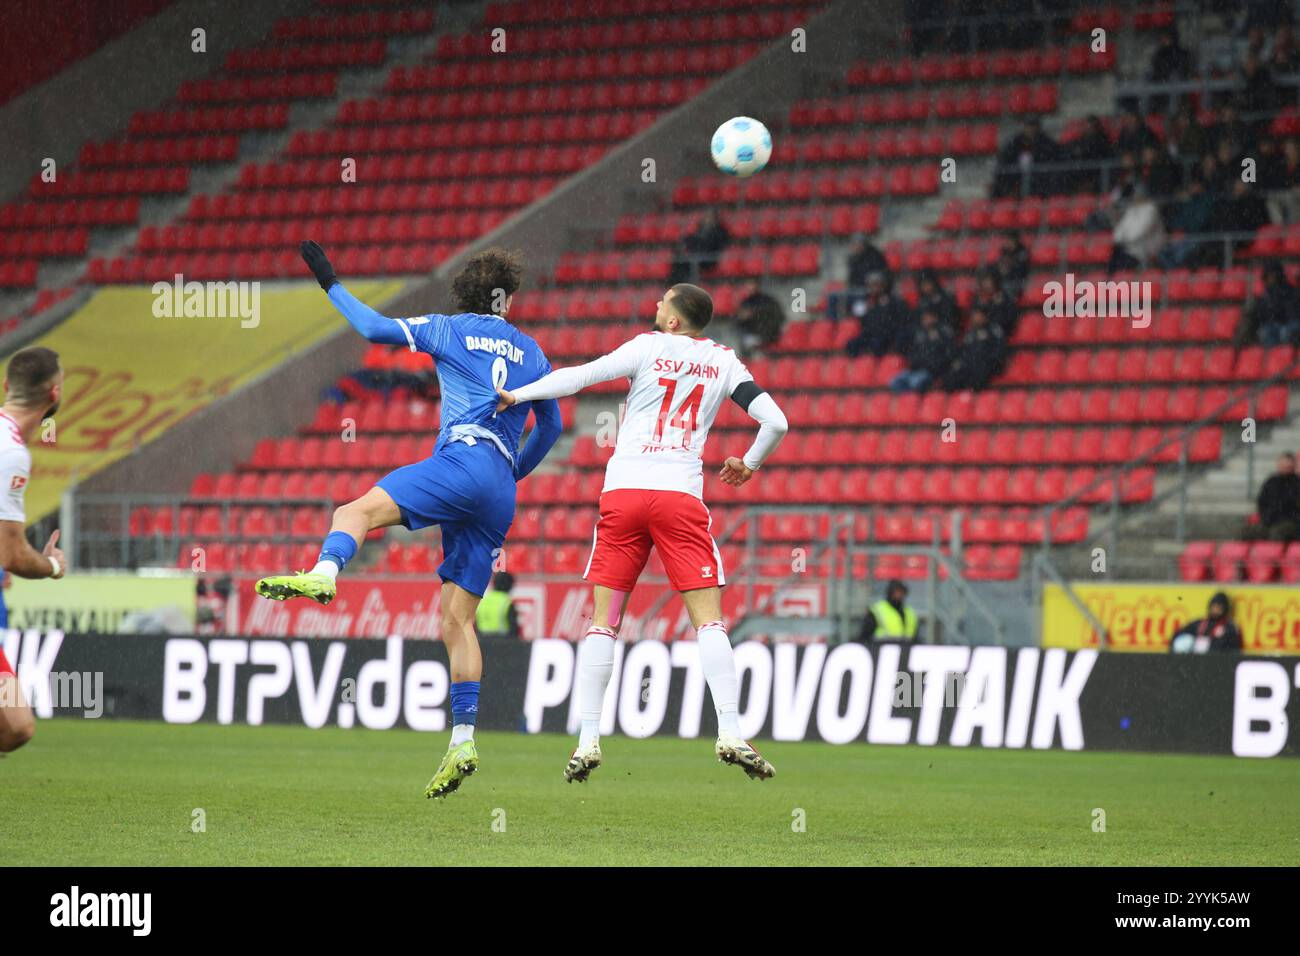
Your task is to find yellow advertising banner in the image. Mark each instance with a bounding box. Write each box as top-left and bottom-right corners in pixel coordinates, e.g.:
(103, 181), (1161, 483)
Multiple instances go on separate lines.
(8, 281), (404, 519)
(6, 573), (197, 633)
(1043, 582), (1300, 654)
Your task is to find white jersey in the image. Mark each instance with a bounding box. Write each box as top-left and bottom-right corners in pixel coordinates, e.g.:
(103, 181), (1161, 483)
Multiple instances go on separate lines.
(602, 332), (753, 498)
(0, 411), (31, 523)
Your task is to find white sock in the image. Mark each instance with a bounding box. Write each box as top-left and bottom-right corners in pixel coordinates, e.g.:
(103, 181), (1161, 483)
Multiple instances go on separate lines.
(310, 559), (340, 579)
(578, 628), (616, 749)
(450, 723), (475, 746)
(696, 620), (741, 737)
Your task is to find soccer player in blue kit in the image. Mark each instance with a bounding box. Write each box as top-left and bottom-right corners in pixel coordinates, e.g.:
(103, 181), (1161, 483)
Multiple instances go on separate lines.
(257, 241), (562, 798)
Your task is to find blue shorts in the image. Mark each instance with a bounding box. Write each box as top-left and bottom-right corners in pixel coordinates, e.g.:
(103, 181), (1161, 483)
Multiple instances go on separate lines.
(376, 438), (516, 598)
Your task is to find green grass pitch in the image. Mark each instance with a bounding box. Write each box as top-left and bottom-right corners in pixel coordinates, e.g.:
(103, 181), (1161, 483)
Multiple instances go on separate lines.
(3, 719), (1296, 866)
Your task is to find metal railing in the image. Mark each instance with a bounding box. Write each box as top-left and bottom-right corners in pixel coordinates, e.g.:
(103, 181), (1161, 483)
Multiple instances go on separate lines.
(68, 494), (335, 571)
(637, 503), (1008, 645)
(1035, 353), (1300, 568)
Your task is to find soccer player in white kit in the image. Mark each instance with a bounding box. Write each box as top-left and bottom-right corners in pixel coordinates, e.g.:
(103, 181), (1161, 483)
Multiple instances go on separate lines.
(0, 347), (68, 753)
(496, 284), (788, 782)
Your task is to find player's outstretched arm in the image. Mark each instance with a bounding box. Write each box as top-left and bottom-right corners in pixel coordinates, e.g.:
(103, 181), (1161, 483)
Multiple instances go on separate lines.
(721, 385), (788, 487)
(496, 339), (642, 411)
(514, 397), (563, 481)
(300, 240), (409, 347)
(0, 524), (64, 579)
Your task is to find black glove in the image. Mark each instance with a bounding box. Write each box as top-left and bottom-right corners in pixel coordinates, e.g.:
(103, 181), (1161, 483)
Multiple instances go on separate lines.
(300, 240), (338, 292)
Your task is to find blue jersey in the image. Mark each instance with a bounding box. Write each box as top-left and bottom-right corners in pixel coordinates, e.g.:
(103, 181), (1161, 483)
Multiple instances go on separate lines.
(396, 311), (551, 465)
(325, 283), (562, 480)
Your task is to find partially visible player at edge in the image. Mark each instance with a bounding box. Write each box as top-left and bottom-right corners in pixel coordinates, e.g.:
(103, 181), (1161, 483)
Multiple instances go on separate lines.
(497, 283), (789, 782)
(255, 242), (563, 799)
(0, 347), (68, 754)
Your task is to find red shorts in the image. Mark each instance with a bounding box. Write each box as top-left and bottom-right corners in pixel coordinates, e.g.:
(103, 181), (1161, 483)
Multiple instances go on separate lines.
(0, 648), (12, 677)
(584, 488), (725, 593)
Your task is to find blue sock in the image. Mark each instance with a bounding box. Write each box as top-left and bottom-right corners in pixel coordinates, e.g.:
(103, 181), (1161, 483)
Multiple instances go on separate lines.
(450, 681), (480, 727)
(318, 530), (357, 572)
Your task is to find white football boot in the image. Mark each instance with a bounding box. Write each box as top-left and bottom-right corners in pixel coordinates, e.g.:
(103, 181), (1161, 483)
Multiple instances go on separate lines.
(564, 741), (603, 783)
(715, 733), (775, 780)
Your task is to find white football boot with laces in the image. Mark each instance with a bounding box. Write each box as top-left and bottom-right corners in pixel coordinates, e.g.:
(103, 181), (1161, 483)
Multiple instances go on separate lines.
(715, 733), (775, 780)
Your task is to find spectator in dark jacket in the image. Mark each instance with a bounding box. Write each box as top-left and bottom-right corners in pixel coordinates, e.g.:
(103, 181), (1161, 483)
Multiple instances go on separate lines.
(890, 309), (955, 392)
(992, 118), (1062, 198)
(1115, 109), (1161, 157)
(1157, 177), (1217, 269)
(828, 233), (891, 321)
(1240, 263), (1300, 346)
(1240, 53), (1283, 115)
(734, 288), (786, 360)
(914, 269), (959, 329)
(1169, 592), (1242, 653)
(668, 208), (729, 284)
(1263, 137), (1300, 225)
(1139, 144), (1181, 199)
(944, 307), (1006, 391)
(1244, 452), (1300, 540)
(1149, 29), (1193, 82)
(1216, 179), (1270, 254)
(994, 232), (1030, 301)
(1068, 115), (1115, 193)
(973, 269), (1020, 334)
(845, 272), (913, 358)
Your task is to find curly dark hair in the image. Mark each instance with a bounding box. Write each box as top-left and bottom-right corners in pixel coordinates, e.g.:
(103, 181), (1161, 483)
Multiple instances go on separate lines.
(451, 247), (524, 315)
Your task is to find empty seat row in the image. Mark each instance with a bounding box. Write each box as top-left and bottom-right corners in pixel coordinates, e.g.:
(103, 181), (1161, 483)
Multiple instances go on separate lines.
(0, 229), (87, 260)
(138, 212), (498, 253)
(791, 84), (1058, 129)
(79, 135), (239, 169)
(127, 104), (289, 137)
(224, 39), (386, 74)
(186, 185), (527, 223)
(846, 43), (1115, 87)
(1180, 540), (1300, 584)
(614, 203), (879, 246)
(29, 167), (187, 198)
(177, 73), (336, 105)
(272, 8), (436, 40)
(87, 244), (453, 283)
(785, 124), (1000, 164)
(0, 197), (138, 229)
(673, 165), (942, 206)
(999, 345), (1295, 386)
(387, 43), (757, 92)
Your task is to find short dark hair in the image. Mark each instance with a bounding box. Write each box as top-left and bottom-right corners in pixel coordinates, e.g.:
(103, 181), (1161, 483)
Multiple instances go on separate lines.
(451, 247), (524, 315)
(492, 571), (515, 592)
(6, 346), (60, 407)
(668, 283), (713, 331)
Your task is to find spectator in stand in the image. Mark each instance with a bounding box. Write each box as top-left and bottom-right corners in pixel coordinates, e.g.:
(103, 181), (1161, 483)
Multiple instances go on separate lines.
(1216, 179), (1270, 254)
(668, 208), (729, 285)
(890, 309), (955, 393)
(913, 269), (959, 329)
(1115, 109), (1161, 157)
(828, 233), (890, 321)
(733, 288), (786, 360)
(1108, 184), (1166, 273)
(844, 272), (913, 358)
(1268, 23), (1297, 71)
(1167, 103), (1209, 165)
(1208, 102), (1254, 156)
(1147, 28), (1194, 111)
(994, 232), (1029, 301)
(1240, 52), (1284, 115)
(1067, 115), (1115, 194)
(1244, 451), (1300, 540)
(992, 117), (1061, 198)
(1150, 28), (1194, 82)
(944, 306), (1006, 392)
(973, 268), (1020, 334)
(1242, 262), (1300, 345)
(1157, 176), (1218, 269)
(1139, 143), (1182, 198)
(1168, 592), (1242, 653)
(1263, 138), (1300, 224)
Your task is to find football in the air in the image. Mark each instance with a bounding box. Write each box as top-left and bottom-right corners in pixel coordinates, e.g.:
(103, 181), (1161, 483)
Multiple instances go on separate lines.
(710, 116), (772, 178)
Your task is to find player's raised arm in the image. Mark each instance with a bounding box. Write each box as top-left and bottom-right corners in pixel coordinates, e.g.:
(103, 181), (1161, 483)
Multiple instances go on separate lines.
(299, 240), (411, 348)
(496, 338), (643, 411)
(720, 381), (788, 487)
